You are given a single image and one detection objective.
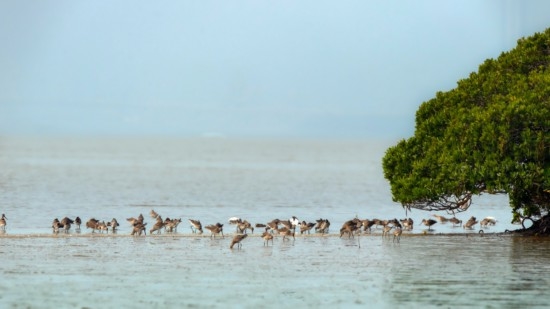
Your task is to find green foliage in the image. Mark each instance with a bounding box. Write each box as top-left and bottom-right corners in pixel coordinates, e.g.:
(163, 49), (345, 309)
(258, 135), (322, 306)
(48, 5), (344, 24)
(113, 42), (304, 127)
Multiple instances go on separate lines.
(383, 28), (550, 216)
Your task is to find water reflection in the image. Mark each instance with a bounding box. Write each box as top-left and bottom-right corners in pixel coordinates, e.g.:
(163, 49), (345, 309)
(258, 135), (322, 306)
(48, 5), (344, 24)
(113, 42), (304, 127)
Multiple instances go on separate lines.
(382, 236), (550, 308)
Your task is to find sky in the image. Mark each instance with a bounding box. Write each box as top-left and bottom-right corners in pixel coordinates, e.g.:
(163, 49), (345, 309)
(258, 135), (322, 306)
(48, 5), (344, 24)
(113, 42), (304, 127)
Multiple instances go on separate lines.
(1, 0), (549, 139)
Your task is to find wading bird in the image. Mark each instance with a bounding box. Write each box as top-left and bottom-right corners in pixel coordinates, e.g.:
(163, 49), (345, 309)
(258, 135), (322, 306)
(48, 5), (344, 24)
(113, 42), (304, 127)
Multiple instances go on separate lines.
(205, 223), (224, 238)
(188, 219), (203, 234)
(0, 213), (7, 230)
(421, 219), (437, 231)
(449, 217), (462, 227)
(463, 216), (478, 230)
(230, 234), (248, 249)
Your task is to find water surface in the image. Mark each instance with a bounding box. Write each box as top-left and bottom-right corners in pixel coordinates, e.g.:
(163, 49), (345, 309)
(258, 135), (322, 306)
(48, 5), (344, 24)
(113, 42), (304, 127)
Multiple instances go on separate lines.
(0, 137), (544, 308)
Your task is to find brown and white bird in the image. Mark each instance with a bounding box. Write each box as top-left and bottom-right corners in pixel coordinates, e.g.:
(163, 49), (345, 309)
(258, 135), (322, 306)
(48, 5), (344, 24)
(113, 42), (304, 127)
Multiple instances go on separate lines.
(361, 219), (376, 233)
(393, 226), (403, 243)
(276, 226), (295, 241)
(449, 217), (462, 227)
(74, 216), (82, 230)
(189, 219), (203, 234)
(229, 234), (248, 249)
(340, 220), (359, 239)
(315, 218), (330, 234)
(205, 223), (224, 238)
(131, 222), (147, 236)
(0, 213), (7, 230)
(262, 229), (274, 246)
(149, 216), (164, 234)
(421, 219), (437, 231)
(52, 218), (63, 234)
(86, 218), (100, 233)
(399, 218), (414, 231)
(127, 214), (144, 226)
(97, 221), (109, 233)
(382, 225), (393, 237)
(163, 218), (180, 233)
(432, 214), (449, 223)
(150, 209), (159, 219)
(480, 217), (497, 228)
(236, 220), (254, 234)
(463, 216), (478, 229)
(108, 218), (119, 233)
(299, 221), (315, 234)
(266, 219), (280, 233)
(60, 217), (74, 233)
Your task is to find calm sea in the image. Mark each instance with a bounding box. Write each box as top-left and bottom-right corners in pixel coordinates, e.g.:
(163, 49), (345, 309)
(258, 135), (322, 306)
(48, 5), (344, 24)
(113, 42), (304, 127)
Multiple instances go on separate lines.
(0, 136), (547, 308)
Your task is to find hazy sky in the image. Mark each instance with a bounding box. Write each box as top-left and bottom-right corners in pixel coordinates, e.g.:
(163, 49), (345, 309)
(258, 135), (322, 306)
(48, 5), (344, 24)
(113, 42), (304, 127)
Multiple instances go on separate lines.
(1, 1), (549, 139)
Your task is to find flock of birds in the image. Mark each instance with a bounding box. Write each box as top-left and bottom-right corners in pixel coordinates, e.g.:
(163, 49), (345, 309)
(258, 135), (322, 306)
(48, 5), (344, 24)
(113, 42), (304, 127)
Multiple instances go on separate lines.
(0, 211), (498, 248)
(420, 214), (498, 232)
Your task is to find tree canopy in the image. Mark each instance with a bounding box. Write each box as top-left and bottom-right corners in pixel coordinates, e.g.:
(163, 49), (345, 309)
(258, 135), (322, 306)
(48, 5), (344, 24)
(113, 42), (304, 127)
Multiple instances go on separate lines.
(382, 28), (550, 222)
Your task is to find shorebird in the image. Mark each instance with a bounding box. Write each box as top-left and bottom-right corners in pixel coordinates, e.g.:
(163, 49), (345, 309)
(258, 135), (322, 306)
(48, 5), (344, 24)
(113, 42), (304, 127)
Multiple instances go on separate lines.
(353, 218), (364, 230)
(400, 218), (414, 231)
(275, 226), (295, 241)
(228, 217), (242, 225)
(229, 234), (248, 249)
(150, 216), (164, 234)
(279, 219), (293, 230)
(237, 220), (254, 234)
(382, 225), (393, 237)
(393, 226), (403, 243)
(163, 217), (172, 231)
(188, 219), (203, 234)
(375, 218), (399, 229)
(262, 229), (274, 246)
(86, 218), (100, 233)
(266, 219), (280, 233)
(60, 217), (74, 233)
(315, 218), (330, 234)
(362, 219), (376, 233)
(463, 216), (478, 229)
(340, 220), (360, 238)
(230, 217), (252, 233)
(480, 217), (497, 227)
(299, 221), (315, 234)
(164, 218), (181, 233)
(0, 213), (7, 230)
(150, 209), (159, 219)
(205, 223), (224, 238)
(432, 214), (449, 223)
(75, 216), (82, 230)
(108, 218), (119, 233)
(52, 218), (63, 234)
(449, 217), (462, 227)
(131, 222), (147, 236)
(127, 214), (144, 226)
(170, 218), (182, 232)
(372, 219), (383, 228)
(421, 219), (437, 231)
(97, 221), (109, 233)
(388, 218), (401, 226)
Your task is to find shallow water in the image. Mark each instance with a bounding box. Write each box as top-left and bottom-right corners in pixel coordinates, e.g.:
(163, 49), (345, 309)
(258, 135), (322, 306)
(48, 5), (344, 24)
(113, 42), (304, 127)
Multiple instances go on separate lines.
(0, 136), (544, 308)
(1, 234), (549, 308)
